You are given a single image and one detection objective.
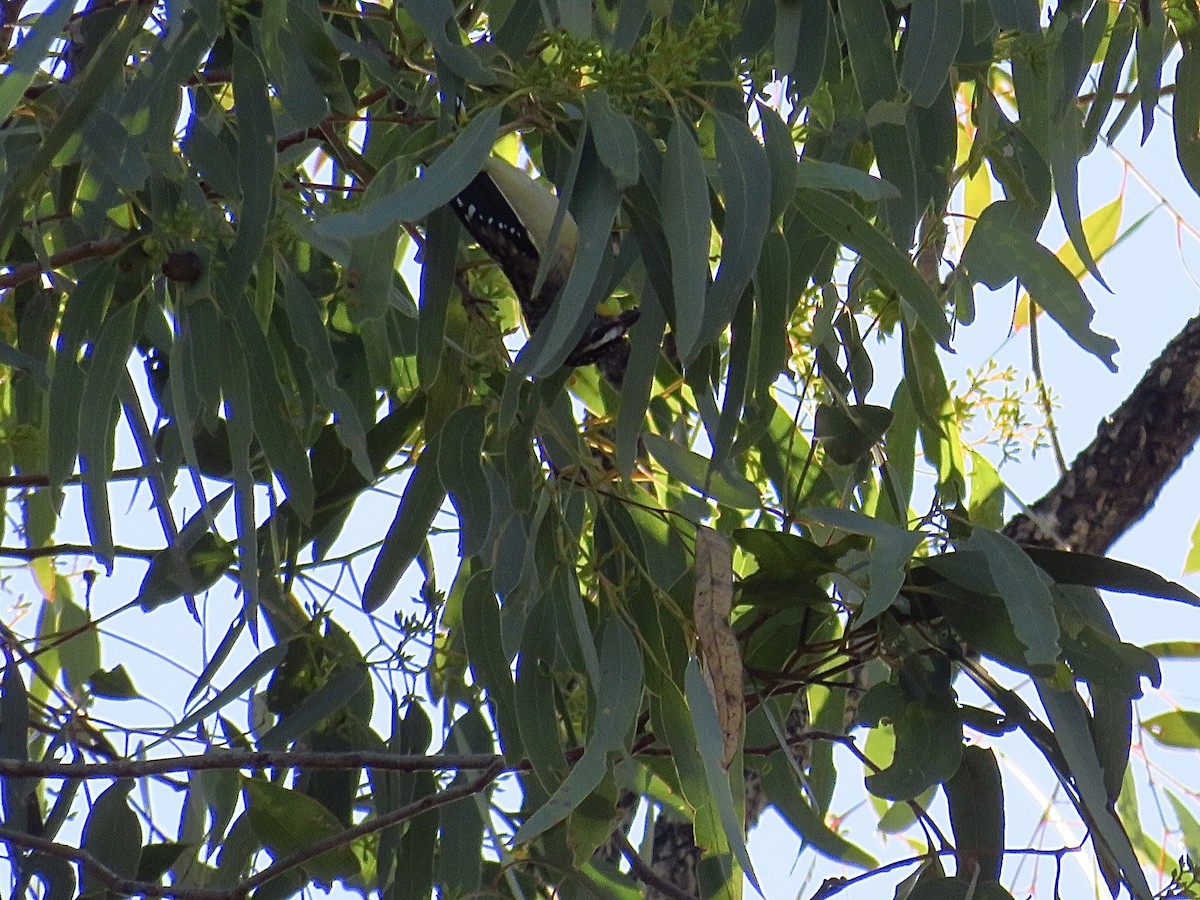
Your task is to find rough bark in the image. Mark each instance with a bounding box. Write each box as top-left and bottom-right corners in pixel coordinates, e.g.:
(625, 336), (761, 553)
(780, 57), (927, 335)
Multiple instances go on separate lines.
(1003, 314), (1200, 554)
(647, 314), (1200, 896)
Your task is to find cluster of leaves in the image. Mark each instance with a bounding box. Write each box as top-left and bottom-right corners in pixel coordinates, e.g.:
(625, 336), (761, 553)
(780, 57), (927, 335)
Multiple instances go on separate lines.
(0, 0), (1199, 899)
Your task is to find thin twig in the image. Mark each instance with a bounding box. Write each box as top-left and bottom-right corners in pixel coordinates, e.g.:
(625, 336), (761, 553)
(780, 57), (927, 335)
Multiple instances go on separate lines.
(614, 830), (696, 900)
(237, 761), (504, 896)
(0, 730), (841, 782)
(0, 826), (230, 899)
(0, 749), (505, 780)
(0, 542), (156, 561)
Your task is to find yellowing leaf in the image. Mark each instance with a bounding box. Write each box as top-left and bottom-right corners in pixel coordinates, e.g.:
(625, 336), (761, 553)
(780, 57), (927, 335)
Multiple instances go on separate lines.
(1185, 514), (1200, 574)
(961, 161), (993, 247)
(694, 526), (742, 769)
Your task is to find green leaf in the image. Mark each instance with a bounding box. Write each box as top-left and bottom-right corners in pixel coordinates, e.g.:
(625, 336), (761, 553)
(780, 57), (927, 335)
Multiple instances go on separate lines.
(362, 443), (447, 612)
(902, 322), (966, 501)
(615, 293), (665, 477)
(78, 302), (138, 571)
(1083, 4), (1136, 153)
(1135, 0), (1167, 142)
(1017, 195), (1123, 328)
(438, 405), (491, 559)
(138, 488), (235, 610)
(439, 710), (492, 895)
(213, 280), (315, 521)
(970, 529), (1061, 669)
(279, 266), (370, 478)
(806, 507), (923, 621)
(984, 0), (1039, 31)
(699, 112), (772, 348)
(0, 0), (74, 123)
(88, 664), (138, 700)
(515, 602), (570, 794)
(514, 618), (643, 844)
(734, 528), (841, 606)
(1167, 791), (1200, 861)
(758, 102), (799, 220)
(944, 745), (1004, 882)
(813, 403), (893, 465)
(462, 573), (523, 758)
(80, 780), (142, 897)
(1175, 35), (1200, 200)
(961, 201), (1118, 371)
(968, 451), (1004, 529)
(135, 842), (189, 885)
(1186, 513), (1200, 575)
(243, 776), (361, 883)
(345, 159), (409, 325)
(1, 655), (31, 836)
(1048, 107), (1109, 290)
(642, 433), (760, 509)
(416, 205), (459, 384)
(840, 0), (923, 244)
(257, 664), (368, 751)
(753, 230), (792, 400)
(794, 159), (901, 201)
(1143, 710), (1200, 749)
(796, 188), (950, 348)
(226, 36), (276, 297)
(156, 642), (292, 745)
(58, 598), (101, 695)
(900, 0), (964, 107)
(1037, 680), (1151, 899)
(861, 692), (963, 801)
(217, 331), (260, 623)
(661, 113), (713, 361)
(314, 105), (502, 239)
(684, 657), (762, 893)
(1022, 547), (1200, 605)
(585, 91), (639, 188)
(404, 0), (497, 84)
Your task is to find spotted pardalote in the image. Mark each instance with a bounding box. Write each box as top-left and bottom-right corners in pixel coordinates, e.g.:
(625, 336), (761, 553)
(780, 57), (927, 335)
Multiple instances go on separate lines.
(450, 156), (638, 374)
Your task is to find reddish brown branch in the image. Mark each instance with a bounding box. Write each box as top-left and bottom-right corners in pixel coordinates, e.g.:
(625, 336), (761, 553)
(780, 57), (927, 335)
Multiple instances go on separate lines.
(0, 237), (135, 289)
(0, 826), (229, 900)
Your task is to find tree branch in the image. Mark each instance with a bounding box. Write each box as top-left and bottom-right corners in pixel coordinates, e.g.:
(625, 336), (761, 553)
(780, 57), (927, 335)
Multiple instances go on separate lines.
(1004, 313), (1200, 553)
(0, 749), (504, 780)
(0, 732), (833, 783)
(0, 237), (136, 289)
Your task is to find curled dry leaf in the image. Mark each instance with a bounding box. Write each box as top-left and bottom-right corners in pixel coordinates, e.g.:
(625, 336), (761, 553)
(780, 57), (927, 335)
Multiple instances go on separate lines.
(695, 526), (743, 768)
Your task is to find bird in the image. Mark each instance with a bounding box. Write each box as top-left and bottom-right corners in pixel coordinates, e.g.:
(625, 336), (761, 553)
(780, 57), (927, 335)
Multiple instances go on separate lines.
(449, 156), (639, 379)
